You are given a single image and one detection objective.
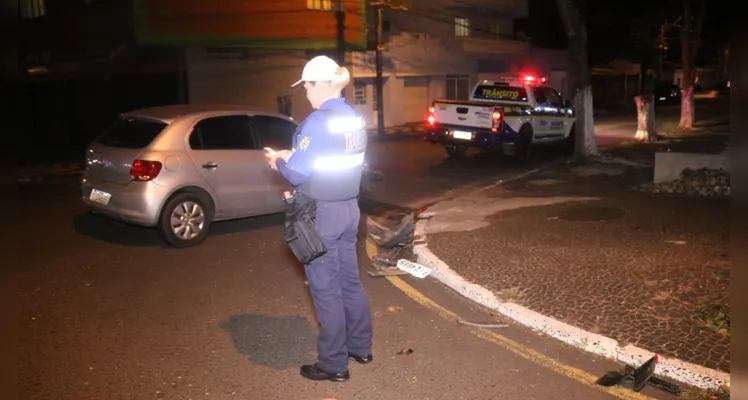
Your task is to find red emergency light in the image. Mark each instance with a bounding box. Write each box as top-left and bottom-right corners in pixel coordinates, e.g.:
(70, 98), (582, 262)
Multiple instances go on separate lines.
(523, 75), (546, 83)
(496, 75), (547, 85)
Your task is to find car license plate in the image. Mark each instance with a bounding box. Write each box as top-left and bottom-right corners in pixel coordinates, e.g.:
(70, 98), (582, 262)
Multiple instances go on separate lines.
(659, 97), (667, 100)
(89, 189), (111, 205)
(453, 130), (472, 140)
(396, 259), (432, 278)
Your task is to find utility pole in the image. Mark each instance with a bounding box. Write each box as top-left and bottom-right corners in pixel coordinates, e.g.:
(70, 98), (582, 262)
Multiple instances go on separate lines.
(370, 1), (408, 136)
(334, 0), (346, 97)
(374, 3), (385, 136)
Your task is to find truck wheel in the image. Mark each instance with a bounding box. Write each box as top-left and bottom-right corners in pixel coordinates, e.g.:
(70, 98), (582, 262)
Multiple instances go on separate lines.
(515, 125), (534, 158)
(157, 191), (214, 248)
(445, 145), (468, 158)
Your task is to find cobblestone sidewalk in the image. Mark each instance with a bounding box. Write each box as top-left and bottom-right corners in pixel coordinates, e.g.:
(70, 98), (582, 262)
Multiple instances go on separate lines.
(424, 166), (730, 373)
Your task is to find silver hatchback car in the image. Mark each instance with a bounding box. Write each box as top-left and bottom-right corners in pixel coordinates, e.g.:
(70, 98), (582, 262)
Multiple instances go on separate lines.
(81, 104), (299, 247)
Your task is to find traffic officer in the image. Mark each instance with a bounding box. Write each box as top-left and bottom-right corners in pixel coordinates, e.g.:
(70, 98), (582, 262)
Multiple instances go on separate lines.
(266, 55), (373, 382)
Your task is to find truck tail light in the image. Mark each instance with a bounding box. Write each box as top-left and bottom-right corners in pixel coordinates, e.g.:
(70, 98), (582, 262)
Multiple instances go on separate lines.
(130, 160), (162, 181)
(427, 102), (436, 126)
(491, 108), (503, 132)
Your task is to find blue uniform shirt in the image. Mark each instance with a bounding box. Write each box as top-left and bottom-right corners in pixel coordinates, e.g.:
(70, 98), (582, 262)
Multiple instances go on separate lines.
(276, 97), (367, 201)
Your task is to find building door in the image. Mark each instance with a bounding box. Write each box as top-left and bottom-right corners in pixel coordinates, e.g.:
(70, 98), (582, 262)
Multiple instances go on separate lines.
(401, 76), (429, 124)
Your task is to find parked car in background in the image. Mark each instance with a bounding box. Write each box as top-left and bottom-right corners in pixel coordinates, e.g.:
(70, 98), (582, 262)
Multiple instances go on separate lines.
(654, 84), (682, 104)
(81, 104), (304, 247)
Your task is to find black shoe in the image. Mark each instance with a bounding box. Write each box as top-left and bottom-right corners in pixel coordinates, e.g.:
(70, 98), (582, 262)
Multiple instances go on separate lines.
(349, 353), (374, 364)
(300, 363), (349, 382)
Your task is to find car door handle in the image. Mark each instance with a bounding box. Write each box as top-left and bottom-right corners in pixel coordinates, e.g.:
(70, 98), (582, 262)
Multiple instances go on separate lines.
(202, 162), (218, 169)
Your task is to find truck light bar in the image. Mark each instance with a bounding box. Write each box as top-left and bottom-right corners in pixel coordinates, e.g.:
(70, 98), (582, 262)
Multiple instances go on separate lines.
(490, 76), (547, 84)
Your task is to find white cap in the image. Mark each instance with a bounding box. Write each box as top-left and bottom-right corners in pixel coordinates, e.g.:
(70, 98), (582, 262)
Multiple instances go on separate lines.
(291, 55), (340, 87)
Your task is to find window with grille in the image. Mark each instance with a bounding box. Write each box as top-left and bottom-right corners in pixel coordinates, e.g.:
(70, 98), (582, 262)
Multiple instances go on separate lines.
(487, 23), (500, 40)
(354, 81), (367, 105)
(307, 0), (332, 11)
(446, 76), (470, 101)
(20, 0), (45, 20)
(454, 17), (470, 37)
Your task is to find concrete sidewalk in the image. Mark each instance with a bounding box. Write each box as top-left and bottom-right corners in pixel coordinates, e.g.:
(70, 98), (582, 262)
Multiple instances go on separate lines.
(367, 122), (428, 137)
(413, 164), (730, 391)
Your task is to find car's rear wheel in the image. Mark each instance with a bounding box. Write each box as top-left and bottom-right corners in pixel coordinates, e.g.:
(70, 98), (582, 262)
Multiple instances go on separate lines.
(445, 145), (468, 158)
(158, 191), (214, 248)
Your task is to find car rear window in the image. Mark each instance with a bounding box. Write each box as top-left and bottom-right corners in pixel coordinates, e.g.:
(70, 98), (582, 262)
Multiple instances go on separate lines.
(96, 116), (168, 149)
(472, 85), (529, 102)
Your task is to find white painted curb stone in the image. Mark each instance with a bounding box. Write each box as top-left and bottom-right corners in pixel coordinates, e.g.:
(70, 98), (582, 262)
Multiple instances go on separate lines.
(413, 206), (731, 391)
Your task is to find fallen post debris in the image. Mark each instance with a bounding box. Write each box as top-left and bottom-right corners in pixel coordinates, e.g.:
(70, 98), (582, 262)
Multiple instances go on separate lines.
(366, 211), (420, 277)
(457, 319), (510, 329)
(595, 355), (681, 396)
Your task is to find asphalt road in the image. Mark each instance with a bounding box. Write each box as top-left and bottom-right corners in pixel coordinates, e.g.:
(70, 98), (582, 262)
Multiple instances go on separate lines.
(16, 97), (731, 399)
(13, 130), (699, 400)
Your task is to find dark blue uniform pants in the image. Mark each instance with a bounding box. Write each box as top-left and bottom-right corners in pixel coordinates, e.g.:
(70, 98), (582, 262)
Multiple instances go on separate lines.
(305, 199), (373, 373)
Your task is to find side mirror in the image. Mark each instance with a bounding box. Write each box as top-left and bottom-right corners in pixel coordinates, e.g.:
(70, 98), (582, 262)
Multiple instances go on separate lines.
(564, 99), (572, 108)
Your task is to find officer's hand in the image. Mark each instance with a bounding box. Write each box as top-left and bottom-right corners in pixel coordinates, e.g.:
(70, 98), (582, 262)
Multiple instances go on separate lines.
(276, 150), (293, 162)
(266, 155), (280, 170)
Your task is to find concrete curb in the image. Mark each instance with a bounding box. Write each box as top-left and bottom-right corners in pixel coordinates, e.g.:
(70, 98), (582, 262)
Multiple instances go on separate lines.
(413, 187), (731, 391)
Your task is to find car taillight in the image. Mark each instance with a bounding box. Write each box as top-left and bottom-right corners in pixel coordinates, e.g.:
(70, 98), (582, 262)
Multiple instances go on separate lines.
(491, 108), (503, 132)
(130, 160), (162, 181)
(427, 102), (436, 126)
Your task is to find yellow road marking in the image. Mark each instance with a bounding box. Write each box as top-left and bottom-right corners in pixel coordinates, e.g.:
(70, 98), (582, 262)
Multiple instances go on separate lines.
(365, 235), (656, 400)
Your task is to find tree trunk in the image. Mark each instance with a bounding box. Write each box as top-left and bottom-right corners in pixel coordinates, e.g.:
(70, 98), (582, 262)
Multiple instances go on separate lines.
(634, 94), (657, 141)
(555, 0), (598, 160)
(678, 2), (695, 130)
(678, 0), (705, 129)
(679, 85), (695, 128)
(574, 86), (597, 158)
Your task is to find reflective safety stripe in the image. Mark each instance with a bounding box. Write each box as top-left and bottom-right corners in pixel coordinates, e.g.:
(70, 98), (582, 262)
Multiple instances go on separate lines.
(312, 152), (365, 171)
(328, 116), (366, 133)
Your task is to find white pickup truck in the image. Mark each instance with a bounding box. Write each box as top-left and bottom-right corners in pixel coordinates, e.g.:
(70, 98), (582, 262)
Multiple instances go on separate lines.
(425, 76), (576, 157)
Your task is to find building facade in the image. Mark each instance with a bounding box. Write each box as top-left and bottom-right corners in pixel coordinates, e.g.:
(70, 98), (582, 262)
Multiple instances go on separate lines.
(184, 0), (571, 128)
(17, 0), (570, 156)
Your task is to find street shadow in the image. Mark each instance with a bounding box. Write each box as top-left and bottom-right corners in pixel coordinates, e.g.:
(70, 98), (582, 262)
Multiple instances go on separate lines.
(427, 146), (560, 179)
(73, 211), (285, 248)
(219, 314), (317, 370)
(72, 212), (163, 247)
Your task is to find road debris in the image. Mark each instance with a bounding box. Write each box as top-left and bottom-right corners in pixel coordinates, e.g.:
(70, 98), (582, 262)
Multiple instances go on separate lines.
(397, 348), (414, 355)
(665, 240), (686, 245)
(457, 319), (510, 329)
(367, 212), (420, 277)
(595, 355), (681, 395)
(373, 306), (403, 317)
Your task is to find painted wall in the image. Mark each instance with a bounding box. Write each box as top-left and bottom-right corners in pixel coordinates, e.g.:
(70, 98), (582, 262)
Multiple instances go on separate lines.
(134, 0), (366, 49)
(185, 48), (356, 123)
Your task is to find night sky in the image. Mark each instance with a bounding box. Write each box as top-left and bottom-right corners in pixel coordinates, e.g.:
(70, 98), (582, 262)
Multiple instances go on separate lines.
(528, 0), (730, 65)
